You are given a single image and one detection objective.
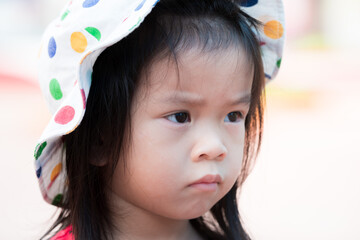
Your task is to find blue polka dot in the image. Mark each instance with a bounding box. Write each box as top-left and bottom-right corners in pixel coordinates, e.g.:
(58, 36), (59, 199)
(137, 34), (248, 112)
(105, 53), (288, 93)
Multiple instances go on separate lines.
(48, 37), (56, 58)
(135, 0), (146, 11)
(36, 167), (42, 178)
(83, 0), (100, 8)
(240, 0), (258, 7)
(86, 70), (92, 83)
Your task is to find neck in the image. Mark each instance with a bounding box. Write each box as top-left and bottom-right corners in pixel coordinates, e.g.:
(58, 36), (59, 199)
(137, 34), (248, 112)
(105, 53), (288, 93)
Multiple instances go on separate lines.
(109, 194), (203, 240)
(113, 212), (199, 240)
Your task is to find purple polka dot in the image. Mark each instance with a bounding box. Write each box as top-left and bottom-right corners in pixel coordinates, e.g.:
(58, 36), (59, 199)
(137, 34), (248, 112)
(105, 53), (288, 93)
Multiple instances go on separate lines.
(240, 0), (258, 7)
(48, 37), (56, 58)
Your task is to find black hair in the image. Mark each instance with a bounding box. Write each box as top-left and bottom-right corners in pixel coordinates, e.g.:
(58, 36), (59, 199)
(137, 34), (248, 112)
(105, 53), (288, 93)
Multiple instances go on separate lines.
(42, 0), (265, 239)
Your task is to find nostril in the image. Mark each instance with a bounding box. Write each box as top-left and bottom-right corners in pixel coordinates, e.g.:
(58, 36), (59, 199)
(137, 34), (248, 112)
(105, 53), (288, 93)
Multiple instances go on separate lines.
(217, 152), (226, 161)
(191, 139), (228, 162)
(199, 154), (206, 160)
(198, 152), (226, 161)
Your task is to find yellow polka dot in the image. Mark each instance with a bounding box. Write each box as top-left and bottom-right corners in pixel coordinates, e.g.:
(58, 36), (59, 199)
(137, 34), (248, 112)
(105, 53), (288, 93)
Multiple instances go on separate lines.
(50, 163), (62, 182)
(264, 20), (284, 39)
(71, 32), (88, 53)
(66, 124), (79, 135)
(38, 44), (43, 59)
(80, 51), (92, 64)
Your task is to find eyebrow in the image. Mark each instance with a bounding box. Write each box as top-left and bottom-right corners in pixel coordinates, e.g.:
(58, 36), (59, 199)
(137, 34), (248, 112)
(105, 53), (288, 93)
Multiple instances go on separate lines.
(160, 92), (252, 106)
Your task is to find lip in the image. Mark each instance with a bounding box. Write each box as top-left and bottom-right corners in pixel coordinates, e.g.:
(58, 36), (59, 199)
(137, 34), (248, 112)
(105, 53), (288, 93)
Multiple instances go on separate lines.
(189, 174), (222, 192)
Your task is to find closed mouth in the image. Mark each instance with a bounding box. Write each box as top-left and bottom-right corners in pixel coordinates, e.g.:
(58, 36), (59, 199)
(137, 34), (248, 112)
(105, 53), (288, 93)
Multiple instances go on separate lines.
(189, 174), (222, 191)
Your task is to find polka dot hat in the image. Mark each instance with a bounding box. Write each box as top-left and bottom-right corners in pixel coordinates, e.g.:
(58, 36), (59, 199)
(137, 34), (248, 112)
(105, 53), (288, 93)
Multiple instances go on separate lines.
(35, 0), (285, 205)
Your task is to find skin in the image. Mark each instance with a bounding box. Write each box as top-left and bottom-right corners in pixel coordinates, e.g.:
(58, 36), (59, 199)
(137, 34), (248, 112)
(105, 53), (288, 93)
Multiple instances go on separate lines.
(108, 46), (253, 240)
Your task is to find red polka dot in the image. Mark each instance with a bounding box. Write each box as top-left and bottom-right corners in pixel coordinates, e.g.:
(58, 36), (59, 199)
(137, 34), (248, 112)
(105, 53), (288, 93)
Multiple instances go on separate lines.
(55, 106), (75, 125)
(81, 89), (86, 109)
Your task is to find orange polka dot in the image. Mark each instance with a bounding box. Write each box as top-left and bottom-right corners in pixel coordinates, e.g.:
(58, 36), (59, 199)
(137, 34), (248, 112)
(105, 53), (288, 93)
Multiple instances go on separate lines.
(71, 32), (88, 53)
(264, 20), (284, 39)
(80, 51), (92, 64)
(50, 163), (62, 182)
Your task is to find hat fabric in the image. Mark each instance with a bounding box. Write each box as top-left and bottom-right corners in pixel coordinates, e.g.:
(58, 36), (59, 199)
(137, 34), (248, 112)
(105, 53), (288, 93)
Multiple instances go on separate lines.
(35, 0), (285, 205)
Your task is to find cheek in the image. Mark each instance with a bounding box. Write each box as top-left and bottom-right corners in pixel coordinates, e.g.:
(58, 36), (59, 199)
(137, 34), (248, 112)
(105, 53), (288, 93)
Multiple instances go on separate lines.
(227, 146), (244, 177)
(127, 123), (185, 184)
(226, 124), (246, 156)
(225, 125), (246, 178)
(132, 118), (188, 162)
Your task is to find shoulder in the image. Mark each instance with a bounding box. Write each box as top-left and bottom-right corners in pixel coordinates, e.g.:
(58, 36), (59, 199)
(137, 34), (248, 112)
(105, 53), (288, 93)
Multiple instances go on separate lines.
(50, 225), (74, 240)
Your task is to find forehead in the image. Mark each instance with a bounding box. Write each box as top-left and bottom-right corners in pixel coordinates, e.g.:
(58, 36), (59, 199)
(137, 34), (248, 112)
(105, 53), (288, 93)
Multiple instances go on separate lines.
(137, 46), (253, 105)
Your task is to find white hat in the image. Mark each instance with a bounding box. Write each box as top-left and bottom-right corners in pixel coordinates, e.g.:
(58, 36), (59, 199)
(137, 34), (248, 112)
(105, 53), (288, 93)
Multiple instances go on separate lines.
(35, 0), (285, 205)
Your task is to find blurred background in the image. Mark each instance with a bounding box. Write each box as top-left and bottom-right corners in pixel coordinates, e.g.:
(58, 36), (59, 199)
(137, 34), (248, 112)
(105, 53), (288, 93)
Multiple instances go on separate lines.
(0, 0), (359, 239)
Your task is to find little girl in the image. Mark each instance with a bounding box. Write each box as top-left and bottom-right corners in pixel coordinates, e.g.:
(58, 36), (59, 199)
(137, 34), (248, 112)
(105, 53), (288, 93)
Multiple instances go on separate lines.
(35, 0), (285, 239)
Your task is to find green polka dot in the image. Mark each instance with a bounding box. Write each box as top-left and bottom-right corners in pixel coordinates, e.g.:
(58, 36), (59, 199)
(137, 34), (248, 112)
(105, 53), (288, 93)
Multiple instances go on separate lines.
(129, 17), (142, 31)
(34, 142), (47, 160)
(277, 59), (282, 68)
(52, 194), (63, 206)
(49, 78), (63, 100)
(85, 27), (101, 41)
(61, 9), (70, 21)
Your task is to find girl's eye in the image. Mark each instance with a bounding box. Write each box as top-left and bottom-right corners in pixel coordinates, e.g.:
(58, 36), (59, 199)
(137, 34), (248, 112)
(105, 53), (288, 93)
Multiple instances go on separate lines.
(224, 111), (244, 123)
(165, 111), (243, 124)
(166, 112), (190, 124)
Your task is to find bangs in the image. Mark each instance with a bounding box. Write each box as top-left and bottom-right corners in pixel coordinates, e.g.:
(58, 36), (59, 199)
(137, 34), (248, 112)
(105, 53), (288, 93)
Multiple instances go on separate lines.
(127, 0), (262, 76)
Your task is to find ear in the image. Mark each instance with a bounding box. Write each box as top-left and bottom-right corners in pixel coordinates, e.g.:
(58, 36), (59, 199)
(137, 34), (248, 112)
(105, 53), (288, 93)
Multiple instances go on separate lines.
(90, 155), (108, 167)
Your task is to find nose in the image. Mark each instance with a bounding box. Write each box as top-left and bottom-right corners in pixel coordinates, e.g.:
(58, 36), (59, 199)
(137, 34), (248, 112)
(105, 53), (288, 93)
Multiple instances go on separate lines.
(191, 133), (228, 162)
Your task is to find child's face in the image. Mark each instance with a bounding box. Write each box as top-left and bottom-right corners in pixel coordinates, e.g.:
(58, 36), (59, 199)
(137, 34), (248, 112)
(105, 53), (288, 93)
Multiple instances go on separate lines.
(109, 46), (253, 220)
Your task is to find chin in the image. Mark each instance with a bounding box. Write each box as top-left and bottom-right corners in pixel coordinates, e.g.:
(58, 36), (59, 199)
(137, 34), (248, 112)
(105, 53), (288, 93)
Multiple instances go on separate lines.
(171, 203), (216, 220)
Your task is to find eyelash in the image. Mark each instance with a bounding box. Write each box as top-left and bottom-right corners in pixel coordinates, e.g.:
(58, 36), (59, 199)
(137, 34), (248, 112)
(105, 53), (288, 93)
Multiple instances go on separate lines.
(165, 111), (245, 124)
